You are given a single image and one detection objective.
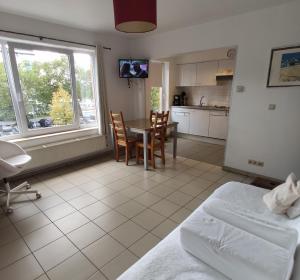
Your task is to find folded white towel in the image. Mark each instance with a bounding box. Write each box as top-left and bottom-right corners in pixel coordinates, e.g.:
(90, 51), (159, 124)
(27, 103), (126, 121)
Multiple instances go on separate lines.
(180, 203), (297, 280)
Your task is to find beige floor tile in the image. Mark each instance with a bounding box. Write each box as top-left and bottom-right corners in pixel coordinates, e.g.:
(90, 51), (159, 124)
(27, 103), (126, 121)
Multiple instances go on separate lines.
(150, 174), (170, 183)
(134, 178), (159, 190)
(134, 192), (162, 207)
(14, 213), (51, 236)
(44, 202), (76, 221)
(48, 181), (75, 193)
(54, 211), (89, 234)
(0, 225), (20, 247)
(89, 187), (116, 200)
(185, 196), (205, 211)
(129, 233), (160, 258)
(151, 219), (178, 239)
(150, 199), (181, 217)
(110, 220), (147, 247)
(101, 193), (130, 208)
(67, 222), (105, 249)
(172, 173), (196, 184)
(82, 235), (125, 269)
(34, 195), (65, 211)
(106, 180), (131, 191)
(179, 179), (211, 196)
(132, 209), (165, 231)
(69, 194), (98, 210)
(47, 252), (97, 280)
(36, 274), (49, 280)
(93, 210), (128, 232)
(161, 178), (187, 189)
(170, 208), (192, 223)
(59, 187), (85, 201)
(184, 167), (206, 177)
(122, 174), (145, 184)
(0, 214), (11, 230)
(119, 186), (145, 199)
(166, 191), (193, 206)
(200, 171), (225, 182)
(115, 200), (146, 218)
(24, 223), (63, 251)
(64, 174), (92, 186)
(78, 180), (104, 193)
(0, 238), (30, 269)
(95, 174), (120, 185)
(34, 236), (78, 271)
(9, 203), (41, 223)
(80, 201), (111, 220)
(88, 271), (107, 280)
(149, 184), (175, 198)
(0, 254), (43, 280)
(101, 250), (138, 280)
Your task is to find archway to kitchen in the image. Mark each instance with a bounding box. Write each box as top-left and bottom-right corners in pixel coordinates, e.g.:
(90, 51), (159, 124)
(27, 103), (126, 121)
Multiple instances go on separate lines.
(159, 47), (237, 166)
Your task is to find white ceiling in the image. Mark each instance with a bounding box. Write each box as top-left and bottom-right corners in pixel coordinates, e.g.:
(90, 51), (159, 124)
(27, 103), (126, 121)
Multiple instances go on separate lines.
(0, 0), (293, 35)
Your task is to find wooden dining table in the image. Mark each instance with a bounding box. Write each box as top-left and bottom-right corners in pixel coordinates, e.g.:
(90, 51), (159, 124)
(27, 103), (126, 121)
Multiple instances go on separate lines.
(110, 119), (178, 170)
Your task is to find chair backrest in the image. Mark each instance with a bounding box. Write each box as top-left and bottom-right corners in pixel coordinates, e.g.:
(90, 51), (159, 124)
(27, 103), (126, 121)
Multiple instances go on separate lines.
(163, 111), (169, 123)
(110, 111), (128, 143)
(150, 112), (167, 146)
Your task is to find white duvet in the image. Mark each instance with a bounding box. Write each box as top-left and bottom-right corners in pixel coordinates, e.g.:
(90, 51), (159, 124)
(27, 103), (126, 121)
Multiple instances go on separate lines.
(118, 182), (300, 280)
(180, 198), (298, 280)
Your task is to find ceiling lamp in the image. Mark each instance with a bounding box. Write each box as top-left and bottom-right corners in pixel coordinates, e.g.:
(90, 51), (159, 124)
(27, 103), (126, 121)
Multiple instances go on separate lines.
(113, 0), (157, 33)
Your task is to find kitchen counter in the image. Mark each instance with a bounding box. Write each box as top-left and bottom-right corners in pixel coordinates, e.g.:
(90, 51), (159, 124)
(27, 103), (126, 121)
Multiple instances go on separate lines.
(171, 105), (230, 111)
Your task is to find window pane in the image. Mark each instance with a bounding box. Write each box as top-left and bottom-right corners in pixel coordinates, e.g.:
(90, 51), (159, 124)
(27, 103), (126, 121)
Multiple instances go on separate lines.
(150, 87), (162, 112)
(0, 46), (19, 137)
(74, 53), (97, 127)
(15, 49), (74, 130)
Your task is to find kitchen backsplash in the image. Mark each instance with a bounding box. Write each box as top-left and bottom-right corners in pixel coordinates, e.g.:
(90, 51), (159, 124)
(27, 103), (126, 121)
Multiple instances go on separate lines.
(179, 85), (231, 107)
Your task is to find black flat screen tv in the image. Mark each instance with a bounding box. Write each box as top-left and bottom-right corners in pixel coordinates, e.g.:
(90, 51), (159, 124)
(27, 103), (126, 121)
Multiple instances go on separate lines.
(119, 59), (149, 78)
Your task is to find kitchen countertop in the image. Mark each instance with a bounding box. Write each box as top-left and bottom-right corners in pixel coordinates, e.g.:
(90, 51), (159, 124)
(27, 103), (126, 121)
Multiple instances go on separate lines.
(171, 105), (230, 111)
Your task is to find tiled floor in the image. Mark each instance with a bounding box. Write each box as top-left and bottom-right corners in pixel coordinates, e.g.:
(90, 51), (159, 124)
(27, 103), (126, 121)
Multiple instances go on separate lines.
(0, 153), (253, 280)
(166, 137), (225, 166)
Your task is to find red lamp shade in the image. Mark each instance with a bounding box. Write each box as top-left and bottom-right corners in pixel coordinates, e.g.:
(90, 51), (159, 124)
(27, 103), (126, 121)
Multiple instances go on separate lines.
(113, 0), (157, 33)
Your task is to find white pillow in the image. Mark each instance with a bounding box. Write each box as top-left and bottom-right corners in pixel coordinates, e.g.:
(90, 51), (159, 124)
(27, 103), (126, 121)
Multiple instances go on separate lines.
(287, 198), (300, 219)
(263, 173), (300, 214)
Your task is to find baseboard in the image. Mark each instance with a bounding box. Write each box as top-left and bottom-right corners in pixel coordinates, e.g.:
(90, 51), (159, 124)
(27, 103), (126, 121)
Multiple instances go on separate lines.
(177, 133), (226, 146)
(11, 148), (114, 182)
(223, 165), (283, 183)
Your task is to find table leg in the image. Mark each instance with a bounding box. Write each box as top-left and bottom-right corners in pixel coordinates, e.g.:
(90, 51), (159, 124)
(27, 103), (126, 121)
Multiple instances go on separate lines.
(110, 125), (115, 156)
(143, 131), (149, 170)
(173, 124), (178, 159)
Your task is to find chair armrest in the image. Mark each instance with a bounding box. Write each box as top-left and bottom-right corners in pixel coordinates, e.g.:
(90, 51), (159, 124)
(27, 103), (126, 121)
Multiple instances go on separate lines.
(0, 158), (19, 178)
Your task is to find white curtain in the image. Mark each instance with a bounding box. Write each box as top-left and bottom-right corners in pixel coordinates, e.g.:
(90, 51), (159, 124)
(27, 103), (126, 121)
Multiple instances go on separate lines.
(96, 45), (110, 141)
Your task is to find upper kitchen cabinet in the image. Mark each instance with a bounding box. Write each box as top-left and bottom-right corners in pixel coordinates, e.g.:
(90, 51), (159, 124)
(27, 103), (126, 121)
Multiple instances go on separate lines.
(217, 59), (235, 75)
(196, 61), (218, 86)
(176, 63), (197, 86)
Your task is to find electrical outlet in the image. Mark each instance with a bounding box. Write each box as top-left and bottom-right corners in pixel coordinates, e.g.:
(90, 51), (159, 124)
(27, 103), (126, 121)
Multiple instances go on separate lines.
(248, 159), (264, 167)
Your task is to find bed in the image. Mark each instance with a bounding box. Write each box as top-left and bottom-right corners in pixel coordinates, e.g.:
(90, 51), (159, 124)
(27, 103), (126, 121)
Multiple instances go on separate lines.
(118, 182), (300, 280)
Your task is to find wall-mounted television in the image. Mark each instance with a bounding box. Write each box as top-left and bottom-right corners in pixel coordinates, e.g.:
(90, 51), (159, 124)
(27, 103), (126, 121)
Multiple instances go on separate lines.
(119, 59), (149, 78)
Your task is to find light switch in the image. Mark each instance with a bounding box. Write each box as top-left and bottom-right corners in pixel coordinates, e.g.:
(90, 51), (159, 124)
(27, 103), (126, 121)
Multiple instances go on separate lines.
(268, 104), (276, 110)
(236, 85), (245, 92)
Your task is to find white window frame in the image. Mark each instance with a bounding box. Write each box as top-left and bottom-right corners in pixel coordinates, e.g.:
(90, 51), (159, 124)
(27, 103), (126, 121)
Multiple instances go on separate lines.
(0, 38), (99, 141)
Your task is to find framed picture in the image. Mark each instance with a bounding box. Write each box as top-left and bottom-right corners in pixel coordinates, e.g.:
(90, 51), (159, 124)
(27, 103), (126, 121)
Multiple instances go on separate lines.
(267, 46), (300, 87)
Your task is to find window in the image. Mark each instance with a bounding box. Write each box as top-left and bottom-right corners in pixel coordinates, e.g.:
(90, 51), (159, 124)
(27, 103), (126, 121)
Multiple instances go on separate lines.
(150, 87), (162, 112)
(0, 39), (98, 139)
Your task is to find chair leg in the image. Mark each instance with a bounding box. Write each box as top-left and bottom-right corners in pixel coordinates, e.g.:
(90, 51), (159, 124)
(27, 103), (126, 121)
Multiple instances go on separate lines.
(161, 144), (166, 165)
(136, 145), (139, 164)
(125, 146), (129, 165)
(151, 149), (155, 169)
(115, 144), (120, 162)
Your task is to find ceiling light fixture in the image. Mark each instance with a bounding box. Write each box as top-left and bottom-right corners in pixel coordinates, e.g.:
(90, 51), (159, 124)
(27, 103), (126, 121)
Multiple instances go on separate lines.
(113, 0), (157, 33)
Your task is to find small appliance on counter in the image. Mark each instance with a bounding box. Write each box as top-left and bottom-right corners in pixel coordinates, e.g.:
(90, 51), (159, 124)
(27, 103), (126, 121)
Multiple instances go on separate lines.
(173, 91), (187, 106)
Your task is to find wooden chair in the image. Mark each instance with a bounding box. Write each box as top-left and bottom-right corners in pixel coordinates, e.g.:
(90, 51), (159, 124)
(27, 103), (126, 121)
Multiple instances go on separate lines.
(136, 112), (167, 169)
(150, 110), (169, 140)
(110, 111), (136, 165)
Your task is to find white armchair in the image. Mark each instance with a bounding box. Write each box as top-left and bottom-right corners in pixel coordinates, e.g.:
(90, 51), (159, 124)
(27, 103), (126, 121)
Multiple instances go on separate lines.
(0, 140), (41, 213)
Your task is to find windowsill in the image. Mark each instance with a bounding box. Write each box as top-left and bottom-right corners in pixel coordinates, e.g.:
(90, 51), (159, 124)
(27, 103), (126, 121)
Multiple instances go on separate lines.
(11, 127), (102, 150)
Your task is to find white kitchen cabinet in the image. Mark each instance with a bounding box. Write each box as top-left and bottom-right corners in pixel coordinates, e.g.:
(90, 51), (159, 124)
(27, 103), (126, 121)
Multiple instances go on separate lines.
(208, 111), (228, 139)
(176, 64), (197, 86)
(217, 59), (235, 75)
(189, 110), (209, 136)
(171, 110), (190, 134)
(196, 61), (218, 86)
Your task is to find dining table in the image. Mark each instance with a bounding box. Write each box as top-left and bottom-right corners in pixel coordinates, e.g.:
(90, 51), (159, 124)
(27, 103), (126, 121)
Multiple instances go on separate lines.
(110, 118), (178, 170)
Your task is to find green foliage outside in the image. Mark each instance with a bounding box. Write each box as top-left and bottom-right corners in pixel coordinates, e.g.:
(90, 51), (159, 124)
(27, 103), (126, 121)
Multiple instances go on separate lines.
(0, 56), (92, 123)
(0, 62), (16, 121)
(150, 87), (161, 112)
(50, 88), (73, 125)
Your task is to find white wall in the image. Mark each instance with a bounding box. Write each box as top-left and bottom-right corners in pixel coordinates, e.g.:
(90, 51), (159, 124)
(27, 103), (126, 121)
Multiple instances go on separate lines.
(0, 11), (137, 170)
(130, 1), (300, 180)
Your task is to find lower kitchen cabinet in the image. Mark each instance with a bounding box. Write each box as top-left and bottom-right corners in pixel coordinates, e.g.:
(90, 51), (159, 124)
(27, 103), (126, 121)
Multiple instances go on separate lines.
(189, 110), (209, 136)
(208, 111), (228, 139)
(171, 110), (190, 134)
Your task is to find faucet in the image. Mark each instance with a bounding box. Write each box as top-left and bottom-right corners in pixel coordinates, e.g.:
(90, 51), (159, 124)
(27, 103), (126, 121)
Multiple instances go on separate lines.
(200, 96), (205, 107)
